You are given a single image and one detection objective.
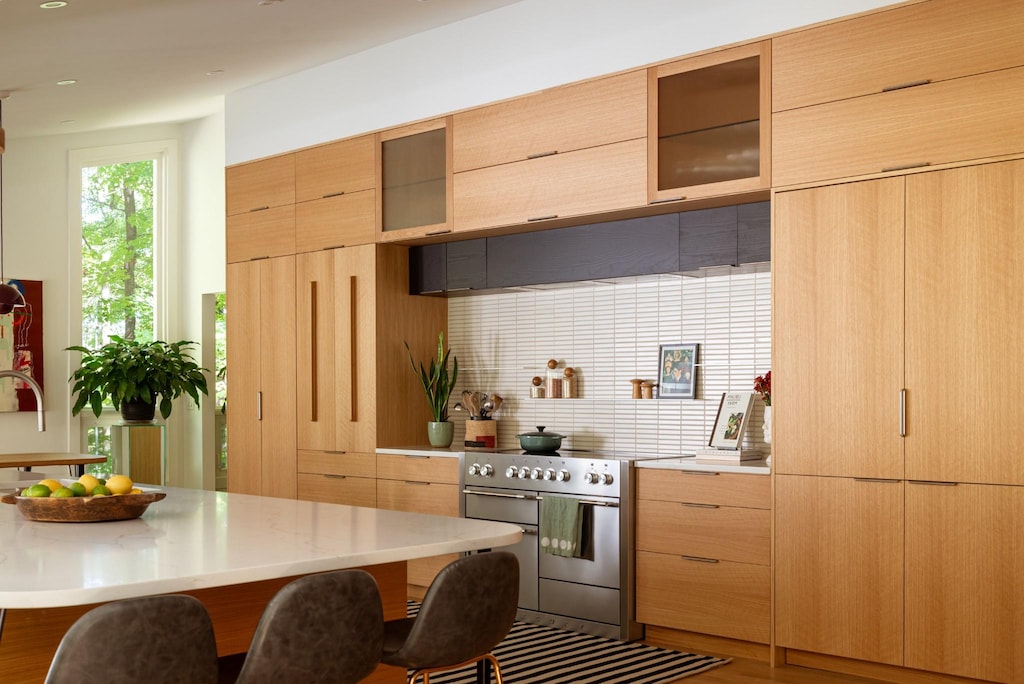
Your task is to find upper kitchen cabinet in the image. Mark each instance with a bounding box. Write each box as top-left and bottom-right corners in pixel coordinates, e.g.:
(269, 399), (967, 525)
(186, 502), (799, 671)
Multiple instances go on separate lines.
(772, 0), (1024, 113)
(225, 154), (296, 263)
(453, 71), (645, 171)
(377, 118), (453, 242)
(294, 134), (376, 252)
(452, 72), (647, 233)
(649, 41), (771, 204)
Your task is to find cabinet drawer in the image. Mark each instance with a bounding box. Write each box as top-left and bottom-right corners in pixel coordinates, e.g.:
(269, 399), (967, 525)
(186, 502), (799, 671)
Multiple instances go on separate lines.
(226, 205), (295, 263)
(297, 472), (376, 508)
(226, 154), (295, 216)
(773, 65), (1024, 187)
(295, 190), (375, 252)
(297, 450), (376, 478)
(637, 550), (770, 644)
(454, 139), (646, 233)
(376, 454), (459, 484)
(295, 134), (375, 203)
(637, 499), (769, 565)
(773, 0), (1024, 112)
(376, 479), (459, 517)
(637, 468), (769, 509)
(453, 71), (646, 172)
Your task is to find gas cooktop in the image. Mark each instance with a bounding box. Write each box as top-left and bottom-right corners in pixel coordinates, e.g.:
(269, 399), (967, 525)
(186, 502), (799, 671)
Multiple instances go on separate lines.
(491, 448), (666, 462)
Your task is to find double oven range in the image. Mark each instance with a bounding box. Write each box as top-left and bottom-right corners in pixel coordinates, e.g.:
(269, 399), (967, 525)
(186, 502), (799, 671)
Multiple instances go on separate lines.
(461, 448), (654, 641)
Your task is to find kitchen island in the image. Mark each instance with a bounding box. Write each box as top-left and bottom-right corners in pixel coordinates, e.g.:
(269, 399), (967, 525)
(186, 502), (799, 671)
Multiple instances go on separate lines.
(0, 486), (521, 683)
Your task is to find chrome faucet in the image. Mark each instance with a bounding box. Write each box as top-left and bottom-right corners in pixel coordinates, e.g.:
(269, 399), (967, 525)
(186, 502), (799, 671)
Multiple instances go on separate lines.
(0, 370), (45, 431)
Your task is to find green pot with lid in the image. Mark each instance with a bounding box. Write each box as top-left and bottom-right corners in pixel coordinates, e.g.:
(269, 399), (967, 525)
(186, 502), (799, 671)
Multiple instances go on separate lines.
(516, 426), (564, 453)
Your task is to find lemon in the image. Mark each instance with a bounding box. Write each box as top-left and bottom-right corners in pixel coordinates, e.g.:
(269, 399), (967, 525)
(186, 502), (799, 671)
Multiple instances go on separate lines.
(51, 487), (75, 498)
(22, 484), (53, 497)
(91, 484), (112, 497)
(106, 474), (134, 495)
(69, 482), (88, 497)
(38, 479), (63, 493)
(129, 488), (143, 495)
(78, 473), (101, 495)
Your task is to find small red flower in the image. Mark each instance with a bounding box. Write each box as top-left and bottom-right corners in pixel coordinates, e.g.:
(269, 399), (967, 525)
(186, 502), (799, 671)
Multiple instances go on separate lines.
(754, 370), (771, 407)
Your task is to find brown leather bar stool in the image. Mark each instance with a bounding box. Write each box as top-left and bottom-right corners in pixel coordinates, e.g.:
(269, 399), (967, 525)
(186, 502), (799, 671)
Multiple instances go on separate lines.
(45, 595), (219, 684)
(230, 569), (384, 684)
(381, 552), (519, 684)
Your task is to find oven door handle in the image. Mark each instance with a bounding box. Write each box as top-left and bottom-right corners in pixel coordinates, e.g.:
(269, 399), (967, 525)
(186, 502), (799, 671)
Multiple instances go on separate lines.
(536, 496), (619, 508)
(520, 527), (539, 536)
(462, 489), (539, 501)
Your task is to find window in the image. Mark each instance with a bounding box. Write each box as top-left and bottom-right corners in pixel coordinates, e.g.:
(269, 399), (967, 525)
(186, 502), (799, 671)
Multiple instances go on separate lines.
(69, 141), (178, 466)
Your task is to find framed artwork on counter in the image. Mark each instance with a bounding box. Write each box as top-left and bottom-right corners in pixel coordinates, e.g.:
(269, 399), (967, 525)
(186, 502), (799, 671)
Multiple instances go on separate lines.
(657, 342), (698, 399)
(709, 391), (755, 449)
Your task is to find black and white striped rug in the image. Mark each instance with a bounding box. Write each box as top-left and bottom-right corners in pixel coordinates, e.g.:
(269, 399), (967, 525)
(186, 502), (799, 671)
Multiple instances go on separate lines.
(405, 603), (730, 683)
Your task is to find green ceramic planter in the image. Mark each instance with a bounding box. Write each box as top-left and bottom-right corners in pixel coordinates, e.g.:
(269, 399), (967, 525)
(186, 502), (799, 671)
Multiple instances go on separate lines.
(427, 421), (455, 448)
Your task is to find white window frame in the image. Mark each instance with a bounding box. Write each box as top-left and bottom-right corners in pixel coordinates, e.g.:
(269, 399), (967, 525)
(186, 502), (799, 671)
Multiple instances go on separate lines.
(67, 140), (179, 450)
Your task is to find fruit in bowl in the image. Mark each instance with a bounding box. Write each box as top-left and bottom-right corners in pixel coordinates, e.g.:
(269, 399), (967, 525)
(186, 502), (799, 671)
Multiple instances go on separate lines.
(2, 473), (165, 522)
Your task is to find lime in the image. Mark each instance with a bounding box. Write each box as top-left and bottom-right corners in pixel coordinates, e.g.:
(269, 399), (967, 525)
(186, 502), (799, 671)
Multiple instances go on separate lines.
(38, 478), (63, 493)
(51, 487), (75, 498)
(91, 484), (112, 497)
(106, 474), (134, 495)
(22, 484), (53, 497)
(69, 482), (88, 497)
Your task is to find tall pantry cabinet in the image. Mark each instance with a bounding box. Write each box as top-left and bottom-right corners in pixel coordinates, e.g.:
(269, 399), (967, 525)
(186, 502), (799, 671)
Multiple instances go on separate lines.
(774, 160), (1024, 683)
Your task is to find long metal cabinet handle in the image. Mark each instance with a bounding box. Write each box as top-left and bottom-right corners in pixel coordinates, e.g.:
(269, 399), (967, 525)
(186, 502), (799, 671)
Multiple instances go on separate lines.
(256, 391), (262, 421)
(881, 79), (931, 92)
(682, 555), (719, 563)
(682, 502), (720, 509)
(310, 280), (318, 422)
(900, 389), (906, 437)
(349, 275), (358, 423)
(462, 489), (538, 501)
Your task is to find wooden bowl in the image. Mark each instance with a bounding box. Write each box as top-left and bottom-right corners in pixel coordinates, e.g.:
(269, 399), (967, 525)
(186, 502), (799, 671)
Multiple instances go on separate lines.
(1, 490), (166, 523)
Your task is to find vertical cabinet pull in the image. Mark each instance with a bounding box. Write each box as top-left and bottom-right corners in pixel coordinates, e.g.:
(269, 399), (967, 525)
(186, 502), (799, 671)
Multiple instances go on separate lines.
(349, 275), (358, 423)
(899, 389), (906, 437)
(256, 391), (263, 421)
(310, 281), (318, 422)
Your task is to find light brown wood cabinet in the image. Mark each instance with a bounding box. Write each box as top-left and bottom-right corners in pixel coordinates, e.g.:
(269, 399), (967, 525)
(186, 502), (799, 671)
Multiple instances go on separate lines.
(648, 41), (771, 203)
(225, 256), (297, 499)
(772, 0), (1024, 113)
(295, 135), (376, 252)
(773, 160), (1024, 679)
(294, 245), (447, 509)
(636, 469), (770, 645)
(377, 118), (453, 242)
(773, 65), (1024, 187)
(226, 155), (296, 263)
(452, 71), (646, 173)
(453, 138), (646, 233)
(376, 454), (460, 590)
(296, 450), (376, 508)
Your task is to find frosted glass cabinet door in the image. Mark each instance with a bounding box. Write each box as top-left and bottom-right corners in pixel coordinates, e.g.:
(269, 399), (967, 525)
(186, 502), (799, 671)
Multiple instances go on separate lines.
(378, 118), (453, 241)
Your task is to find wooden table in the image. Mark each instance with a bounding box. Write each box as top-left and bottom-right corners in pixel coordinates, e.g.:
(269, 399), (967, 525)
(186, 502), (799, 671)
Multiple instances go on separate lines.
(0, 452), (108, 477)
(0, 486), (521, 683)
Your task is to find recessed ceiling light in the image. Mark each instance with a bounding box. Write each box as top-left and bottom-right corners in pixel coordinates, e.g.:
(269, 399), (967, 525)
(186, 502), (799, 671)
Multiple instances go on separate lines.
(256, 0), (283, 5)
(40, 1), (68, 8)
(56, 79), (77, 86)
(206, 69), (225, 76)
(60, 120), (75, 125)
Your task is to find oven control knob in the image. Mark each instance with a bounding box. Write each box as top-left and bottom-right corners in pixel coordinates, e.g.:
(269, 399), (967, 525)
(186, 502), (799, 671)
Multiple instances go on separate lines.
(480, 464), (494, 477)
(531, 467), (544, 480)
(543, 468), (556, 481)
(518, 466), (531, 479)
(556, 469), (570, 482)
(505, 466), (518, 479)
(468, 463), (481, 476)
(584, 471), (599, 484)
(599, 472), (614, 485)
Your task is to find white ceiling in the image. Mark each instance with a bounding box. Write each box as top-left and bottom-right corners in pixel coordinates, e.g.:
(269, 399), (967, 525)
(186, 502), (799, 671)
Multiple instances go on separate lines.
(0, 0), (522, 140)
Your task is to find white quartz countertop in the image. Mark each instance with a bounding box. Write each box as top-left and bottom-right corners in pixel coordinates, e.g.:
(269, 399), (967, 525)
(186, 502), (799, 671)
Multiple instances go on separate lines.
(0, 486), (521, 609)
(637, 456), (771, 475)
(376, 446), (463, 458)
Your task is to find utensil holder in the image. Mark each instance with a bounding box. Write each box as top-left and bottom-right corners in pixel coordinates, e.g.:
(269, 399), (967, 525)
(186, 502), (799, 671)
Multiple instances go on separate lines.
(465, 418), (498, 449)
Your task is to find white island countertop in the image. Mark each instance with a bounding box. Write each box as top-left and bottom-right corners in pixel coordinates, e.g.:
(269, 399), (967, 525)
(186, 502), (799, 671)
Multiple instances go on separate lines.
(0, 486), (521, 609)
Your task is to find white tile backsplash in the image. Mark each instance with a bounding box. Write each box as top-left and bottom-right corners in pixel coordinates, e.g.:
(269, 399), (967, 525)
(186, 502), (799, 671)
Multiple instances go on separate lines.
(449, 266), (771, 456)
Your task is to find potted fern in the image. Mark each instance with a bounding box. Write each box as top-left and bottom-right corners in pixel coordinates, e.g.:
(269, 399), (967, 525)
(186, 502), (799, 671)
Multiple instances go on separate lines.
(405, 332), (458, 447)
(68, 336), (209, 422)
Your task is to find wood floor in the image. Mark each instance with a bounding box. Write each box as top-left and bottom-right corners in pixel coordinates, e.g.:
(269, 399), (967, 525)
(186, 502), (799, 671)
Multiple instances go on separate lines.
(677, 657), (884, 683)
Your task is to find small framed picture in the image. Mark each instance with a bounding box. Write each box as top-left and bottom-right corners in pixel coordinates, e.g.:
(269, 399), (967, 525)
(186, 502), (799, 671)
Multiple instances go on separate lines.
(657, 343), (698, 399)
(709, 392), (755, 449)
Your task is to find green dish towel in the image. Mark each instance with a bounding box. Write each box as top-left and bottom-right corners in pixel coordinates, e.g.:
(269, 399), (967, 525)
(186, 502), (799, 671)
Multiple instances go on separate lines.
(540, 494), (583, 558)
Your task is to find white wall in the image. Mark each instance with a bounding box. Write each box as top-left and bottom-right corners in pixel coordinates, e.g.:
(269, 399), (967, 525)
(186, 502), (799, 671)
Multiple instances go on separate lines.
(226, 0), (902, 164)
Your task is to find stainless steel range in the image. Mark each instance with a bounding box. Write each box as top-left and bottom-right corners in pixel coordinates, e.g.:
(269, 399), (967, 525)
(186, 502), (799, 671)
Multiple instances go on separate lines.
(461, 449), (650, 641)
